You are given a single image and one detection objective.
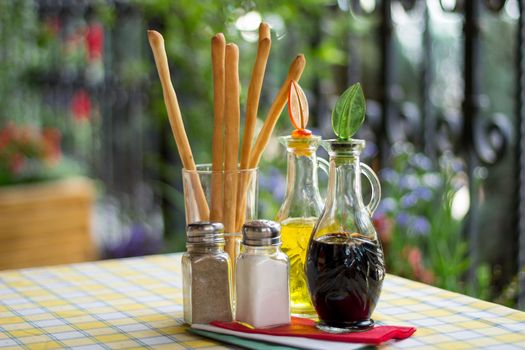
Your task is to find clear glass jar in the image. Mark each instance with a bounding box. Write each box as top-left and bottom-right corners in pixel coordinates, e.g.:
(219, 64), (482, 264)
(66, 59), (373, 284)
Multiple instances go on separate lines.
(305, 139), (385, 332)
(181, 165), (259, 267)
(235, 220), (290, 328)
(182, 222), (233, 325)
(276, 135), (327, 316)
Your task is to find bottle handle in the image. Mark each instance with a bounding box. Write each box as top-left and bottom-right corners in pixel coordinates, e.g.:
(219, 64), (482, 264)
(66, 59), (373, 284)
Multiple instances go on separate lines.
(360, 163), (381, 215)
(317, 157), (330, 177)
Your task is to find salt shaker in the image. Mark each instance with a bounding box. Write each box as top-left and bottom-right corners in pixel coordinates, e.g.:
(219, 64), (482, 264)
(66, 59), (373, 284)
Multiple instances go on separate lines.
(235, 220), (291, 328)
(182, 222), (233, 324)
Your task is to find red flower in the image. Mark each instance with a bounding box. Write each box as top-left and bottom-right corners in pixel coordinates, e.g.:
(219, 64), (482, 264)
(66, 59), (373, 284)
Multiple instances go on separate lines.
(71, 90), (92, 121)
(407, 246), (422, 267)
(373, 212), (393, 244)
(43, 128), (62, 163)
(0, 123), (14, 149)
(403, 246), (435, 284)
(86, 23), (104, 62)
(19, 125), (37, 146)
(0, 123), (63, 178)
(418, 269), (435, 285)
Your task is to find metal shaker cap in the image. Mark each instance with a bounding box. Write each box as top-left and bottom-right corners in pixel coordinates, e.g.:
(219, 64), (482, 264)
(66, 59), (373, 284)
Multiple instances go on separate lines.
(186, 221), (224, 244)
(242, 220), (281, 246)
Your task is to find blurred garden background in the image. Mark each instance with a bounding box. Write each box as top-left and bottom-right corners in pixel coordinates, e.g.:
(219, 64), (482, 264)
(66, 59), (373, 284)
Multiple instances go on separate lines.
(1, 0), (524, 310)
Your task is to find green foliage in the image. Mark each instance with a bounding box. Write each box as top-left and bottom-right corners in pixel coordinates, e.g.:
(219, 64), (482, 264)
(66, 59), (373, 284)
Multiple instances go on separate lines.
(0, 0), (40, 123)
(331, 83), (366, 140)
(376, 144), (491, 300)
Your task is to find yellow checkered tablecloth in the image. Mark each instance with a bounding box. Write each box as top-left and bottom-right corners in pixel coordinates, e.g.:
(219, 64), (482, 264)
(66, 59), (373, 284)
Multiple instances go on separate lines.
(0, 254), (524, 350)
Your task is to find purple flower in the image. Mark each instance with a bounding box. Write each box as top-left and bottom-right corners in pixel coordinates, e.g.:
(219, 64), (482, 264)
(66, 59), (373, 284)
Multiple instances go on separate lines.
(409, 216), (431, 236)
(362, 142), (378, 159)
(126, 224), (149, 256)
(377, 197), (397, 214)
(413, 187), (433, 201)
(380, 168), (398, 184)
(399, 174), (419, 190)
(440, 153), (464, 172)
(401, 193), (419, 208)
(396, 214), (431, 236)
(391, 142), (414, 157)
(422, 173), (443, 189)
(396, 212), (410, 227)
(105, 223), (162, 259)
(451, 160), (463, 172)
(259, 167), (286, 202)
(410, 154), (433, 171)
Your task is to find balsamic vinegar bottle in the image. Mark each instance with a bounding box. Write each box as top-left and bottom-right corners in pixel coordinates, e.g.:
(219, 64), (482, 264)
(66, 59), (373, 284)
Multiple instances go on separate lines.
(305, 139), (385, 332)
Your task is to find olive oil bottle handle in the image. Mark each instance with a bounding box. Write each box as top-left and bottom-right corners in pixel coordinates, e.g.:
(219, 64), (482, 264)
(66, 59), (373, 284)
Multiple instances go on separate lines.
(317, 157), (330, 200)
(361, 162), (381, 215)
(317, 157), (330, 177)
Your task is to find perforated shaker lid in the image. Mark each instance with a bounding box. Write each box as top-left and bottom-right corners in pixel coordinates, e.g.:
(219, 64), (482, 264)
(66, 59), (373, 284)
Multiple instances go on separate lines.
(242, 220), (281, 246)
(186, 221), (224, 244)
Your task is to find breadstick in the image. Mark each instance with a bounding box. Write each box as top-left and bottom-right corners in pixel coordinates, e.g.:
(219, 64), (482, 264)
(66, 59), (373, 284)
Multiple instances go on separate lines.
(147, 30), (210, 221)
(249, 54), (306, 168)
(235, 23), (271, 230)
(223, 43), (240, 259)
(211, 33), (226, 222)
(234, 55), (306, 231)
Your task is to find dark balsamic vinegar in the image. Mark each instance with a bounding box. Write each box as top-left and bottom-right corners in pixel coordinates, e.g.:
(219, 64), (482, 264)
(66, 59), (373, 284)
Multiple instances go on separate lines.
(305, 233), (385, 328)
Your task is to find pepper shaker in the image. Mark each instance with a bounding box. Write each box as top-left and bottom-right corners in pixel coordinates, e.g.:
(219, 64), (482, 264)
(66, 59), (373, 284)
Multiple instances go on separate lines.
(182, 222), (233, 324)
(235, 220), (291, 328)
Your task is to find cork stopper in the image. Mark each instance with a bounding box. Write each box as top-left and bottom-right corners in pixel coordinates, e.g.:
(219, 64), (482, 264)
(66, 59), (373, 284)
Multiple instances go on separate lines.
(323, 138), (365, 157)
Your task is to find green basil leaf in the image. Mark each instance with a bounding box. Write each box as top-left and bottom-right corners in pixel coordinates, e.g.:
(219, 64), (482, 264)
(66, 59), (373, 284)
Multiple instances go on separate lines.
(331, 83), (366, 140)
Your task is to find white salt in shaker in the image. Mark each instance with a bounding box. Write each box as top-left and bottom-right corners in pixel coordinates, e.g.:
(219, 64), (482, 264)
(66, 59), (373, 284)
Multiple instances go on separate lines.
(235, 220), (291, 328)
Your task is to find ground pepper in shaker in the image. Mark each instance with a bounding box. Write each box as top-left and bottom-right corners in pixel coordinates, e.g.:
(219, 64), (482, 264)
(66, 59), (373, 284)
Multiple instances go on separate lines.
(235, 220), (291, 328)
(182, 222), (233, 324)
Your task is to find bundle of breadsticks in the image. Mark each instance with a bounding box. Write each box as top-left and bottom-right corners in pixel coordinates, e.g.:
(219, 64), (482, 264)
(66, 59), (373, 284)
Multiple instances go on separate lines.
(148, 24), (306, 260)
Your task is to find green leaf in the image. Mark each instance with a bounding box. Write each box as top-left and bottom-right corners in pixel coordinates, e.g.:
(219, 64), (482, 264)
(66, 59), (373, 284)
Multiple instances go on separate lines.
(331, 83), (366, 140)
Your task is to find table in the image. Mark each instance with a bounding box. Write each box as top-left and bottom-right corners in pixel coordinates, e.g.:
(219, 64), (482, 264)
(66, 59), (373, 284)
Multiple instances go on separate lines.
(0, 254), (524, 350)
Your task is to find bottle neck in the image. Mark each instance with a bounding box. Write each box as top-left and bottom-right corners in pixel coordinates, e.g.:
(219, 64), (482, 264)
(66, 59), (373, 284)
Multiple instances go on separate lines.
(186, 243), (224, 254)
(326, 153), (364, 208)
(287, 148), (318, 195)
(277, 136), (324, 221)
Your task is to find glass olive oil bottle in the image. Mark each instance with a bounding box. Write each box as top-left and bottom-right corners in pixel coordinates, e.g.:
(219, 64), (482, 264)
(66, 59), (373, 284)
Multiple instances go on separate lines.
(276, 135), (326, 316)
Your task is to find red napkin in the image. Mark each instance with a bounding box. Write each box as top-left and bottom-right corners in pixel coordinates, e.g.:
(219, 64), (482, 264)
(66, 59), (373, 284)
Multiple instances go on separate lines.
(210, 316), (416, 345)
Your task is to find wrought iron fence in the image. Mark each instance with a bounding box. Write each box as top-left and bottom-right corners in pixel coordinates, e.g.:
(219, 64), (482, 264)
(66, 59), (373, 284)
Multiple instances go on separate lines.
(331, 0), (522, 307)
(371, 0), (523, 307)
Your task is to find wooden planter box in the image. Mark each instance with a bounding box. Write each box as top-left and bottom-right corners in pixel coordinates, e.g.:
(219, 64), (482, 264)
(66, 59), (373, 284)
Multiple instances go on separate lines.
(0, 177), (96, 270)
